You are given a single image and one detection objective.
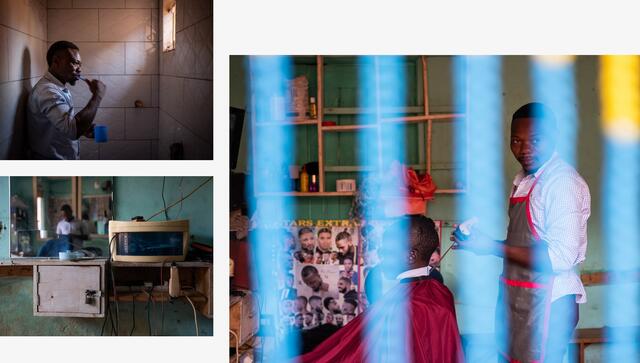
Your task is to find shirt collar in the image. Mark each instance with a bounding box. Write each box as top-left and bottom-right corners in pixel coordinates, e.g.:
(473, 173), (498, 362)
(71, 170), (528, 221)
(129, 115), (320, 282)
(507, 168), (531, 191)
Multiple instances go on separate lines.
(395, 265), (431, 280)
(44, 71), (68, 91)
(513, 151), (558, 185)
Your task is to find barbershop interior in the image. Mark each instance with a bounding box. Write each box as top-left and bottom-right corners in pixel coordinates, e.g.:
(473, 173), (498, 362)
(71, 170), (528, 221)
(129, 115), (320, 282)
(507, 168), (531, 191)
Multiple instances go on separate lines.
(228, 55), (639, 362)
(0, 176), (213, 335)
(0, 0), (212, 160)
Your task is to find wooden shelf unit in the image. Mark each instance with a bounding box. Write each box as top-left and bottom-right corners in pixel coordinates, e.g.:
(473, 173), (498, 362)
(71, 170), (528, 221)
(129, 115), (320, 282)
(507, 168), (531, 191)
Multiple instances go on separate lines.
(250, 55), (467, 200)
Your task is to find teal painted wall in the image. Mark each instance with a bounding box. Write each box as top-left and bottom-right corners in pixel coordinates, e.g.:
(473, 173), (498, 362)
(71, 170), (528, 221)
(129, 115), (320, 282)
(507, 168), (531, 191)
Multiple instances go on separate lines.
(232, 55), (620, 352)
(0, 177), (9, 259)
(0, 176), (213, 336)
(114, 176), (213, 245)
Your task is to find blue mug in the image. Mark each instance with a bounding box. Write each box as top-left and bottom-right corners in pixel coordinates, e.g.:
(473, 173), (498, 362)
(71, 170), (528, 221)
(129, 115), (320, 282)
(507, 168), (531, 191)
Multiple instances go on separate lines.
(94, 124), (108, 143)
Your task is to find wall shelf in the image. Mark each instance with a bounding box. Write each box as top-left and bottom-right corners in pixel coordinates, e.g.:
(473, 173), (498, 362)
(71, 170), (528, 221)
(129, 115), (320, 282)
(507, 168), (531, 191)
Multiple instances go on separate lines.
(323, 106), (425, 115)
(322, 124), (377, 132)
(249, 55), (468, 201)
(381, 113), (464, 124)
(255, 191), (355, 197)
(255, 119), (318, 127)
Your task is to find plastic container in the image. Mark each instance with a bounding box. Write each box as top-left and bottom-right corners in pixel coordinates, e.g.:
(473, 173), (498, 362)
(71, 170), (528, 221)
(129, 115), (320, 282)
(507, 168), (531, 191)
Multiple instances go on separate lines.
(94, 125), (108, 143)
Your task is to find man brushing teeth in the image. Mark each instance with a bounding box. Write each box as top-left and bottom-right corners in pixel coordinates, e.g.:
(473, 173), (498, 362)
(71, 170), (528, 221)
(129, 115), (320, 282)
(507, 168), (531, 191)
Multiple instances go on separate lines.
(27, 40), (106, 159)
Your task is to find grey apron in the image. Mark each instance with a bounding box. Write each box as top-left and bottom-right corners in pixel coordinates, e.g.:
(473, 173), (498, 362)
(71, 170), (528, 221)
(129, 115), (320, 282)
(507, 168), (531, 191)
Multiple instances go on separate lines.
(496, 174), (554, 363)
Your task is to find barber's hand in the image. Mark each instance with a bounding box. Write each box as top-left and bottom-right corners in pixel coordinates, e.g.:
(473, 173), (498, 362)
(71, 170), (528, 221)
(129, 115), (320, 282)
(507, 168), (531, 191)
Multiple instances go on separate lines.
(450, 225), (497, 255)
(84, 78), (106, 100)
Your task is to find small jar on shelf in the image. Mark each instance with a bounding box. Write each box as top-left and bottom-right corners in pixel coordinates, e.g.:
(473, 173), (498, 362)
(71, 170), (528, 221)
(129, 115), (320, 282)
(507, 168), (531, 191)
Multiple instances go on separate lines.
(309, 97), (318, 119)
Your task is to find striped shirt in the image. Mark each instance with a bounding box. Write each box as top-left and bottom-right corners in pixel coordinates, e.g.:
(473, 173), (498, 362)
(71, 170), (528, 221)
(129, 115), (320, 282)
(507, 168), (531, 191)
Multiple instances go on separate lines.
(511, 152), (591, 303)
(27, 71), (79, 159)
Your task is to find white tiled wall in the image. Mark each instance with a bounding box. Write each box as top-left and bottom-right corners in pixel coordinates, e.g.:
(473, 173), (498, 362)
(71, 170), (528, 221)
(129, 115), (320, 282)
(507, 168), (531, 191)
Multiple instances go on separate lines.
(48, 1), (160, 160)
(99, 9), (156, 42)
(76, 42), (126, 74)
(48, 9), (100, 41)
(0, 27), (9, 83)
(94, 108), (126, 140)
(72, 0), (126, 9)
(125, 108), (158, 139)
(158, 0), (212, 159)
(99, 75), (153, 107)
(0, 0), (48, 159)
(125, 42), (159, 74)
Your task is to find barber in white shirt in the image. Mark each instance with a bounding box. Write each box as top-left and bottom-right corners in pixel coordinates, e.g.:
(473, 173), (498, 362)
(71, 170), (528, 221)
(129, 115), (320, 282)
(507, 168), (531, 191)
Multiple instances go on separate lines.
(27, 40), (106, 159)
(453, 103), (590, 363)
(56, 204), (88, 249)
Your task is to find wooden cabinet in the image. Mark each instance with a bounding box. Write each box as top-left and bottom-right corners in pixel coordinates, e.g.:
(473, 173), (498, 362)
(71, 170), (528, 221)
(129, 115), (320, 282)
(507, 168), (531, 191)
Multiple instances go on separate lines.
(33, 260), (106, 318)
(229, 291), (259, 348)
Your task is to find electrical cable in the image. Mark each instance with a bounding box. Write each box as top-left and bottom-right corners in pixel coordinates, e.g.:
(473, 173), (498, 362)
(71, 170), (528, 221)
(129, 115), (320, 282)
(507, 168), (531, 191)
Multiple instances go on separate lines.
(143, 288), (158, 335)
(184, 295), (199, 336)
(176, 177), (184, 219)
(108, 233), (120, 335)
(100, 287), (109, 335)
(129, 286), (136, 336)
(110, 266), (119, 335)
(146, 289), (152, 336)
(162, 177), (169, 221)
(160, 260), (166, 335)
(251, 291), (265, 363)
(101, 233), (118, 335)
(146, 177), (212, 221)
(229, 329), (240, 363)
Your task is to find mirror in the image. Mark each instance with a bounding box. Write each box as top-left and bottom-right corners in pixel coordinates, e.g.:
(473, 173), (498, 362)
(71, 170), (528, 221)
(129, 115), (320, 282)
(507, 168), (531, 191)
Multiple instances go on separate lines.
(79, 177), (113, 237)
(9, 177), (114, 258)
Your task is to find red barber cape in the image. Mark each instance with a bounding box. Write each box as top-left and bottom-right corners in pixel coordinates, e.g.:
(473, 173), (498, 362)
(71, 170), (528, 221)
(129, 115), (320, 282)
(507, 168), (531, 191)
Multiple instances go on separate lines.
(295, 276), (465, 363)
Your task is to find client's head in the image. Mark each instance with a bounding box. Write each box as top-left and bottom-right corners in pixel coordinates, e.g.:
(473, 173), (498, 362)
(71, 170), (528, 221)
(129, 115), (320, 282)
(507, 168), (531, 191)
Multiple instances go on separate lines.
(379, 214), (439, 278)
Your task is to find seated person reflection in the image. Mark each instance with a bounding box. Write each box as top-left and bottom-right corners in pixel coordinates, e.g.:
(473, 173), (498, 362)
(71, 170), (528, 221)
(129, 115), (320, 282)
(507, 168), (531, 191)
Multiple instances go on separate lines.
(38, 204), (88, 257)
(296, 215), (464, 363)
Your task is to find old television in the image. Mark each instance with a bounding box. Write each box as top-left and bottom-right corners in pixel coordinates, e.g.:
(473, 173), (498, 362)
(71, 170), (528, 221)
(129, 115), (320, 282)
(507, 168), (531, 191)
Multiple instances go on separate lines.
(108, 220), (189, 262)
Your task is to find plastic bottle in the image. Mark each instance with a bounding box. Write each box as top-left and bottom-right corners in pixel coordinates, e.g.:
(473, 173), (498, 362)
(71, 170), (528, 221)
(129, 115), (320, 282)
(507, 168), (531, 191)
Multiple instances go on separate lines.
(309, 97), (318, 119)
(300, 166), (309, 192)
(309, 174), (318, 192)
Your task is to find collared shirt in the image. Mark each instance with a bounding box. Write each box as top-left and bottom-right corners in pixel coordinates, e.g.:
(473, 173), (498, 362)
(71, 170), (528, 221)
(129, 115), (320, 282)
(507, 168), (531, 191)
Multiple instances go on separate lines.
(27, 71), (79, 159)
(511, 152), (591, 303)
(56, 219), (71, 236)
(396, 266), (432, 280)
(56, 218), (88, 249)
